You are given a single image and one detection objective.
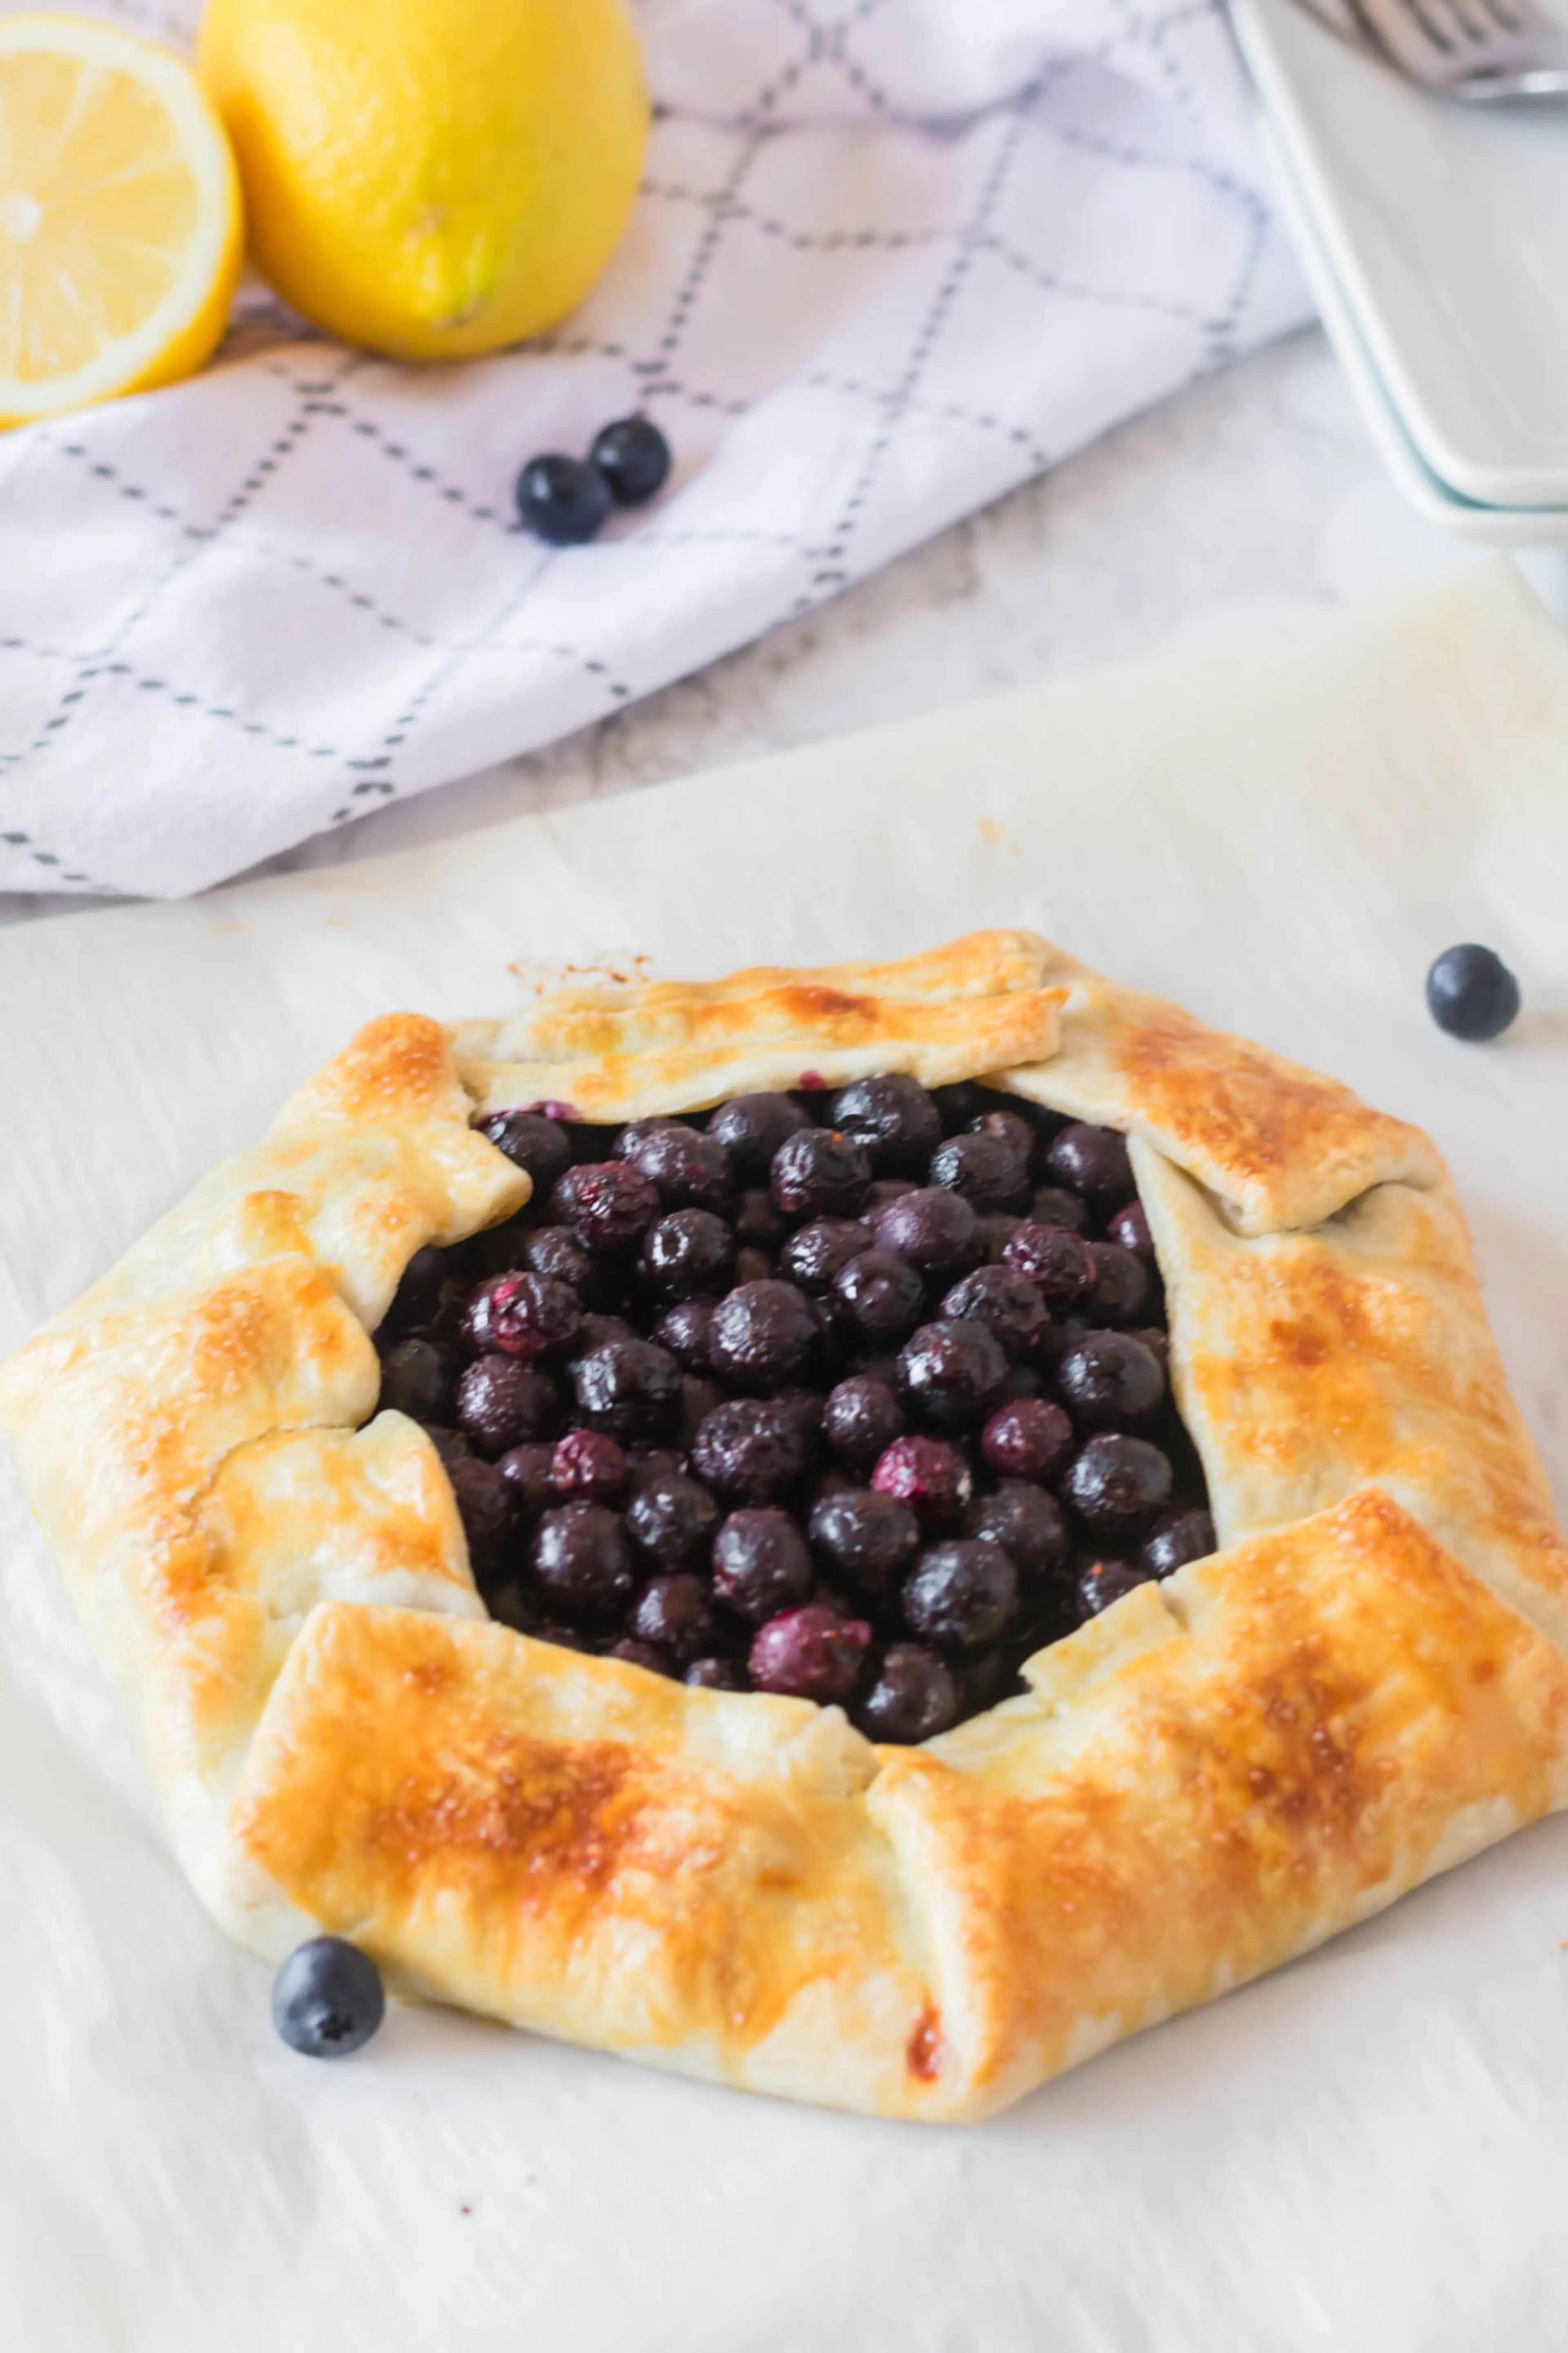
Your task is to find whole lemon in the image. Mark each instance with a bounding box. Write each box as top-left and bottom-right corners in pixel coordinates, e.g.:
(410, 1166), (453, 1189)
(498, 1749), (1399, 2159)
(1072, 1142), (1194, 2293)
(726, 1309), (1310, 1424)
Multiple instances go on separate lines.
(198, 0), (648, 359)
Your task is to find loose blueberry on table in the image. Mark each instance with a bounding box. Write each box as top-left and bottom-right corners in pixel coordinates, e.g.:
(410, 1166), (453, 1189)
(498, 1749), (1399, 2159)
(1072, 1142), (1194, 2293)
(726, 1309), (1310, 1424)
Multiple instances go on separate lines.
(377, 1082), (1215, 1744)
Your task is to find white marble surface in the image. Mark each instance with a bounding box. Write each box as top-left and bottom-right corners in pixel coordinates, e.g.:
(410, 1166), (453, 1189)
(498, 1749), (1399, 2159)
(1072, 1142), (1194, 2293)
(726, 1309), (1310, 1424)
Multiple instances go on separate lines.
(4, 323), (1563, 928)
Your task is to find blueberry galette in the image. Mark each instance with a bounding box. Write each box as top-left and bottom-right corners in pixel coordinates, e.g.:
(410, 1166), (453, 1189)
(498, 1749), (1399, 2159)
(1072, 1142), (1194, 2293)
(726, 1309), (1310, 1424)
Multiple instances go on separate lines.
(4, 931), (1566, 2119)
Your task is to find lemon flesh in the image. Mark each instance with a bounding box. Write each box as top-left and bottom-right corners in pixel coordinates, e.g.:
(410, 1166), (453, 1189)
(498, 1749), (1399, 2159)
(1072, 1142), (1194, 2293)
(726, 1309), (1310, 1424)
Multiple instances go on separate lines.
(0, 12), (242, 427)
(198, 0), (649, 361)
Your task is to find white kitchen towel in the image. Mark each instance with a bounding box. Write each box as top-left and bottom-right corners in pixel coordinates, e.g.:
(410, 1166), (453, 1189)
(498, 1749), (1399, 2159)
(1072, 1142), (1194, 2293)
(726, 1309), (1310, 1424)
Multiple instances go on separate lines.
(0, 0), (1308, 900)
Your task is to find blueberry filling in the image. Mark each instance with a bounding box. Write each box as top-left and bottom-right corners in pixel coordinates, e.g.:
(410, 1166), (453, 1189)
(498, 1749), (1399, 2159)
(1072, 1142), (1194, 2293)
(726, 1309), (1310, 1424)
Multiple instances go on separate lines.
(376, 1081), (1214, 1741)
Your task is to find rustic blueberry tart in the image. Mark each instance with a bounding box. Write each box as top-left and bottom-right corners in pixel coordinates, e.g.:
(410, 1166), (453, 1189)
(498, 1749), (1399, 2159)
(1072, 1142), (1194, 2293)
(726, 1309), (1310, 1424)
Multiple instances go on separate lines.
(4, 930), (1566, 2119)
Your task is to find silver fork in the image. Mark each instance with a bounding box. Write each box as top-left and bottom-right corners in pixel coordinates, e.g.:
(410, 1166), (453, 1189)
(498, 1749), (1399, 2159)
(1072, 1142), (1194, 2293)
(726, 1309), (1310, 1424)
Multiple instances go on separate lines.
(1345, 0), (1568, 97)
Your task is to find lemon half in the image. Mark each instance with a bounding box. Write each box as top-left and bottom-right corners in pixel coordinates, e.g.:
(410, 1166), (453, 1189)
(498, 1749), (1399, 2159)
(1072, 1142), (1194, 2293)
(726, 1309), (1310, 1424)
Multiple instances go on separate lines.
(0, 12), (242, 428)
(198, 0), (648, 361)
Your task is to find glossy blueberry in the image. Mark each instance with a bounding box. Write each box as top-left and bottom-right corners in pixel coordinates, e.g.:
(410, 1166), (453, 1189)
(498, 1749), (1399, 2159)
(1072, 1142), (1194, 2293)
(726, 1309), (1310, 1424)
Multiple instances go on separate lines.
(516, 451), (612, 545)
(870, 1434), (973, 1531)
(940, 1263), (1048, 1362)
(828, 1075), (942, 1174)
(1060, 1433), (1173, 1538)
(444, 1451), (518, 1560)
(550, 1428), (628, 1504)
(624, 1470), (719, 1567)
(1044, 1122), (1135, 1209)
(1054, 1330), (1165, 1429)
(748, 1604), (872, 1704)
(1140, 1506), (1216, 1579)
(378, 1335), (457, 1422)
(780, 1217), (873, 1295)
(896, 1318), (1008, 1431)
(902, 1540), (1019, 1653)
(871, 1186), (979, 1275)
(640, 1207), (736, 1301)
(832, 1248), (926, 1345)
(652, 1297), (715, 1370)
(1106, 1200), (1155, 1259)
(820, 1375), (905, 1472)
(522, 1225), (606, 1305)
(628, 1572), (719, 1663)
(712, 1506), (815, 1621)
(590, 413), (671, 506)
(462, 1271), (581, 1362)
(707, 1279), (819, 1393)
(855, 1643), (959, 1745)
(690, 1396), (812, 1504)
(980, 1396), (1075, 1482)
(807, 1487), (920, 1592)
(771, 1126), (872, 1220)
(708, 1092), (812, 1182)
(929, 1132), (1030, 1213)
(552, 1160), (662, 1257)
(968, 1106), (1038, 1165)
(530, 1501), (635, 1624)
(966, 1480), (1070, 1580)
(625, 1124), (737, 1215)
(478, 1108), (573, 1194)
(456, 1355), (563, 1454)
(272, 1937), (385, 2059)
(1426, 943), (1521, 1041)
(570, 1338), (683, 1442)
(1082, 1241), (1152, 1329)
(1002, 1221), (1094, 1305)
(1076, 1557), (1154, 1618)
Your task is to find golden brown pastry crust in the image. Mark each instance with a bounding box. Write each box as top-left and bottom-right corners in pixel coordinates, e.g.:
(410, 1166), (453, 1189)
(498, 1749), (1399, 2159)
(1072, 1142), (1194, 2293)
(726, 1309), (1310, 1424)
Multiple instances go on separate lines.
(2, 932), (1562, 2119)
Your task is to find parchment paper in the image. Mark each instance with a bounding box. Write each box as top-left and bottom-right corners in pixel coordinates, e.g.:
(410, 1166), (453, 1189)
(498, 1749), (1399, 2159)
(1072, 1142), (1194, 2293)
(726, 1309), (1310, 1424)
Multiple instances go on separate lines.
(3, 562), (1567, 2353)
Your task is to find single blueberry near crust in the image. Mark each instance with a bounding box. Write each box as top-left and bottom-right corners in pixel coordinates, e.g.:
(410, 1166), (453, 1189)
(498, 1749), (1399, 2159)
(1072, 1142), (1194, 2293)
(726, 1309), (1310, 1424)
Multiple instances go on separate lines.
(712, 1506), (815, 1621)
(1425, 944), (1521, 1042)
(628, 1572), (719, 1663)
(590, 414), (672, 506)
(640, 1208), (736, 1300)
(1076, 1557), (1155, 1618)
(552, 1160), (662, 1257)
(708, 1093), (812, 1182)
(625, 1124), (737, 1215)
(456, 1356), (564, 1455)
(605, 1637), (677, 1679)
(855, 1642), (959, 1744)
(1106, 1200), (1155, 1260)
(829, 1075), (942, 1174)
(929, 1132), (1030, 1213)
(272, 1937), (385, 2059)
(685, 1656), (747, 1691)
(965, 1481), (1070, 1581)
(748, 1603), (872, 1704)
(940, 1264), (1048, 1362)
(478, 1108), (573, 1194)
(1002, 1221), (1094, 1304)
(771, 1126), (873, 1220)
(530, 1501), (635, 1624)
(871, 1186), (979, 1274)
(462, 1271), (581, 1362)
(902, 1539), (1020, 1653)
(1044, 1123), (1136, 1209)
(1054, 1330), (1165, 1429)
(1140, 1506), (1217, 1578)
(1060, 1433), (1174, 1538)
(516, 452), (613, 545)
(1081, 1241), (1152, 1329)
